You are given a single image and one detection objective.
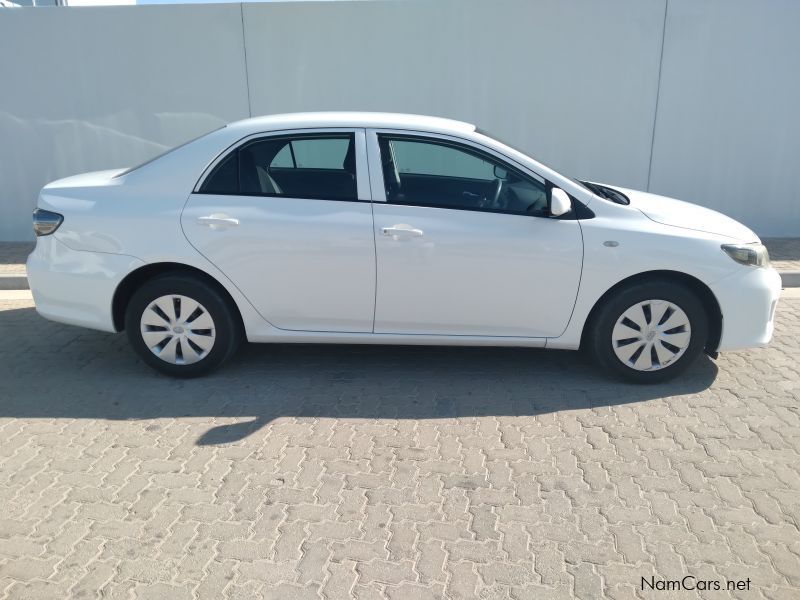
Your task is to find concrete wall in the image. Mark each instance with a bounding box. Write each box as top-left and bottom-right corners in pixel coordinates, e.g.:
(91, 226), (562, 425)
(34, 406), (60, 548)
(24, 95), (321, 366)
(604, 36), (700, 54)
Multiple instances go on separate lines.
(0, 0), (798, 240)
(0, 4), (250, 240)
(649, 0), (800, 236)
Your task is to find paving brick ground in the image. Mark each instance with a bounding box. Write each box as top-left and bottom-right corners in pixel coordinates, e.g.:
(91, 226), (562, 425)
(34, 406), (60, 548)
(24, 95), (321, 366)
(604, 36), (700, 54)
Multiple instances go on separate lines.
(0, 244), (33, 276)
(763, 238), (800, 272)
(0, 297), (798, 600)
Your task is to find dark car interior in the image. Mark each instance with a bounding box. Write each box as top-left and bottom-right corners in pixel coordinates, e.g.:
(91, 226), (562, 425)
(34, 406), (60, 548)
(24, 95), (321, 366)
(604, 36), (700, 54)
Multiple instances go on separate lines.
(200, 133), (548, 216)
(200, 134), (358, 200)
(378, 136), (549, 216)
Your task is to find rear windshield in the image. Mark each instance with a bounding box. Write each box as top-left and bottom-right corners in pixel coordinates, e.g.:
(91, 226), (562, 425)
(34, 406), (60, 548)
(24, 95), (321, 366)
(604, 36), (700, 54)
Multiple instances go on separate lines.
(114, 126), (224, 178)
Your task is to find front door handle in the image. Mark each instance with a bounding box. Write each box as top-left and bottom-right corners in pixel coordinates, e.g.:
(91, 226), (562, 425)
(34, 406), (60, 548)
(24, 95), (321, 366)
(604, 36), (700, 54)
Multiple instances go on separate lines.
(381, 224), (424, 240)
(197, 214), (240, 230)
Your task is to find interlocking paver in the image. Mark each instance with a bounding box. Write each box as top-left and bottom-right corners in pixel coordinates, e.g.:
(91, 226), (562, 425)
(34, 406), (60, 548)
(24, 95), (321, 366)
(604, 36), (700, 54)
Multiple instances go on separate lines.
(0, 243), (34, 276)
(0, 296), (799, 599)
(763, 238), (800, 271)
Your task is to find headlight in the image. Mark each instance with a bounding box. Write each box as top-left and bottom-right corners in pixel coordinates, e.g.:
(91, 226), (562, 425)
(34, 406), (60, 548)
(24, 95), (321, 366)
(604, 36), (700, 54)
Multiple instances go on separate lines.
(32, 208), (63, 236)
(721, 243), (770, 267)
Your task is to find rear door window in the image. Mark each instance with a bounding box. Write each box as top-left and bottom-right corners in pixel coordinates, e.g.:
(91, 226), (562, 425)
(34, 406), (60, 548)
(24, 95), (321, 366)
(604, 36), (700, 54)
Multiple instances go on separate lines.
(200, 133), (357, 201)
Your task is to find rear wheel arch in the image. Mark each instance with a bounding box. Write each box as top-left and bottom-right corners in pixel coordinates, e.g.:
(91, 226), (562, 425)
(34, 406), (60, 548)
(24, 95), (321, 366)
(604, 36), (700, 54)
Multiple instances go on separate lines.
(580, 270), (722, 355)
(112, 263), (244, 334)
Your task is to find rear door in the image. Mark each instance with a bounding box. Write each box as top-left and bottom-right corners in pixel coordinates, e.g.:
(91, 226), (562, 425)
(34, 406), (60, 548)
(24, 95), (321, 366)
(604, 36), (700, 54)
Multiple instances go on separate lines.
(182, 129), (376, 333)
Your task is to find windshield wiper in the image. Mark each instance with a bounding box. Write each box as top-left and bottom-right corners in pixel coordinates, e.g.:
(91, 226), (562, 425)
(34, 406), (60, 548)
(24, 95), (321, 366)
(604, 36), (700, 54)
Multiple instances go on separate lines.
(579, 181), (630, 206)
(579, 181), (607, 198)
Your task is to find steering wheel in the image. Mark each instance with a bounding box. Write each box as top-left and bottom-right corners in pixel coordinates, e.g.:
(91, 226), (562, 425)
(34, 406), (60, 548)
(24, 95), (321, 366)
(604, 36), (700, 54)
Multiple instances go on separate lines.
(526, 191), (549, 214)
(482, 178), (503, 209)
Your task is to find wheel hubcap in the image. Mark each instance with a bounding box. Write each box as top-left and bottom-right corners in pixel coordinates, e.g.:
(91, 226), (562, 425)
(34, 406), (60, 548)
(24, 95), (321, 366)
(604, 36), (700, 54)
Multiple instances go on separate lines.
(611, 299), (691, 371)
(139, 294), (216, 365)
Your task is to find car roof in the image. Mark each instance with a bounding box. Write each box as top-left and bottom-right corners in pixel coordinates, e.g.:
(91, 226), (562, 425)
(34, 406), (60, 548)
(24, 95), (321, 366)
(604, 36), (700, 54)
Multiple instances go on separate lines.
(227, 112), (476, 136)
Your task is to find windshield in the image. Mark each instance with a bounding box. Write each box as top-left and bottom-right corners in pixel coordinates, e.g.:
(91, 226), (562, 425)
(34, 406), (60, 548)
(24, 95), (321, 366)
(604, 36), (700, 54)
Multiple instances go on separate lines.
(475, 126), (593, 193)
(578, 180), (630, 205)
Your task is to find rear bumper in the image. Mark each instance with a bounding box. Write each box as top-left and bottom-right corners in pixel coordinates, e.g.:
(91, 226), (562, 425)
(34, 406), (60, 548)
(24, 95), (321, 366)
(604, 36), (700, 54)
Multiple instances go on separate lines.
(711, 266), (782, 352)
(26, 236), (143, 332)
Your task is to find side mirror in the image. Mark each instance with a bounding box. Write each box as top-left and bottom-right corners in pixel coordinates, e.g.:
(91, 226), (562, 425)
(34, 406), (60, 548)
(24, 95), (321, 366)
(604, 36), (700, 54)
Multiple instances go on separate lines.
(550, 187), (572, 217)
(493, 165), (508, 180)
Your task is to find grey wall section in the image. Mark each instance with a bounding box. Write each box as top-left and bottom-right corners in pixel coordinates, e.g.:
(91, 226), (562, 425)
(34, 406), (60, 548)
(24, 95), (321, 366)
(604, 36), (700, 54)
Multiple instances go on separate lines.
(0, 5), (250, 240)
(0, 0), (797, 240)
(243, 0), (665, 192)
(649, 0), (800, 236)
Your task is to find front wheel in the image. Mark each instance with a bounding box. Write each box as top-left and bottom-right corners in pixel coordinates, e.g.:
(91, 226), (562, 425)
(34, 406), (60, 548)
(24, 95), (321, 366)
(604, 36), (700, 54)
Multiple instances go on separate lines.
(125, 274), (242, 378)
(588, 281), (708, 383)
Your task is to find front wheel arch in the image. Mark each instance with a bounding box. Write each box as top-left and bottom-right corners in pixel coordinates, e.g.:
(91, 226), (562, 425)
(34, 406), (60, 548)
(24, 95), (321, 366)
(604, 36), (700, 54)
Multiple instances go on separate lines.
(579, 270), (722, 355)
(112, 262), (244, 335)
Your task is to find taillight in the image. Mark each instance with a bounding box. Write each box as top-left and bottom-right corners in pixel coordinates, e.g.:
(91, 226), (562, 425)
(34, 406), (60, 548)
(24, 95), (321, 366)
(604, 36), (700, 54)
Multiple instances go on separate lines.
(32, 208), (63, 236)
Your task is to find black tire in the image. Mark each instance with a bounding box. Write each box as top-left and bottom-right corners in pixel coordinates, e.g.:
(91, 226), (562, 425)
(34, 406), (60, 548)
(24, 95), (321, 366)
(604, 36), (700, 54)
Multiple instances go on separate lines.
(588, 281), (708, 383)
(125, 273), (242, 378)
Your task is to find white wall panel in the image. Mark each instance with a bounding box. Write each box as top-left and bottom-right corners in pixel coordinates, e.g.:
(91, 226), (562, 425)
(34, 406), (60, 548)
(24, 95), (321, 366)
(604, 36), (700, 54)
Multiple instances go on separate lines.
(649, 0), (800, 236)
(0, 0), (797, 240)
(243, 0), (665, 192)
(0, 5), (250, 240)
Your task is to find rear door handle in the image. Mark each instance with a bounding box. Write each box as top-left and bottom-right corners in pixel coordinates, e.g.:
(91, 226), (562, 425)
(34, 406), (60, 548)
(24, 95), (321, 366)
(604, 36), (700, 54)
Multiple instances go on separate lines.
(381, 224), (424, 240)
(197, 214), (239, 230)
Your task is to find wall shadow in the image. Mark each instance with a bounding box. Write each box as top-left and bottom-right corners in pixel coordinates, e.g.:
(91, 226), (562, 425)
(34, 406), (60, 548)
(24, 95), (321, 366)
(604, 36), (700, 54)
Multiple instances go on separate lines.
(0, 307), (718, 445)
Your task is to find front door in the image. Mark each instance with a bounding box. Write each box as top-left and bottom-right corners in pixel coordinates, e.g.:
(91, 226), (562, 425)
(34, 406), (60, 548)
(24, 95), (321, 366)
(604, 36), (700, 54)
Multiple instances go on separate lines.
(182, 129), (376, 333)
(369, 132), (583, 338)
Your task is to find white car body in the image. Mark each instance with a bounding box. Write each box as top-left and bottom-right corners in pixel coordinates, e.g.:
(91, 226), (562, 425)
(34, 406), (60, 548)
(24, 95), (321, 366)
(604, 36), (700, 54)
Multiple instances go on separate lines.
(28, 112), (781, 367)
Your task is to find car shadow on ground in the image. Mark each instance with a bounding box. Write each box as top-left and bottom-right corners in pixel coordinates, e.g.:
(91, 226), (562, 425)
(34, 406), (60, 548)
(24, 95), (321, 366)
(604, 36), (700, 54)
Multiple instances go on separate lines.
(0, 306), (718, 445)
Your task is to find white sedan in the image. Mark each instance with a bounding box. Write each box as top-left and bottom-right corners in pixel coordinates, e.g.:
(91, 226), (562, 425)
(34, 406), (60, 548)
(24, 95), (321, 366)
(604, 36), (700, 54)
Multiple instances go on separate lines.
(27, 112), (781, 382)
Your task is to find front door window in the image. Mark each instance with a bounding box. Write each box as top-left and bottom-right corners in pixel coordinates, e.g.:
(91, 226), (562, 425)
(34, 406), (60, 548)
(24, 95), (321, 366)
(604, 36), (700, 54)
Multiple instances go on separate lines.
(378, 135), (549, 216)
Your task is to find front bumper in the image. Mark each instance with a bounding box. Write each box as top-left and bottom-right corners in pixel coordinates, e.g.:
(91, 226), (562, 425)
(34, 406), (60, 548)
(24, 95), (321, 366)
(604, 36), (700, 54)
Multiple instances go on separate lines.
(710, 265), (782, 352)
(27, 236), (144, 332)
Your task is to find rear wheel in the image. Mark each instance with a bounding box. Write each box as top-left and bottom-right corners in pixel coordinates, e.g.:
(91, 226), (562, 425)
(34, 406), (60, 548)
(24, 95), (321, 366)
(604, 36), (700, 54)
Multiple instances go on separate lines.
(588, 281), (708, 383)
(125, 274), (242, 377)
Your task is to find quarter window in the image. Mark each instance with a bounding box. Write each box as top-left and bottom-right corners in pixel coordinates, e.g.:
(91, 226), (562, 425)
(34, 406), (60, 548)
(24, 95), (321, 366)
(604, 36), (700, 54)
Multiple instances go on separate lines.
(200, 133), (357, 200)
(378, 135), (548, 215)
